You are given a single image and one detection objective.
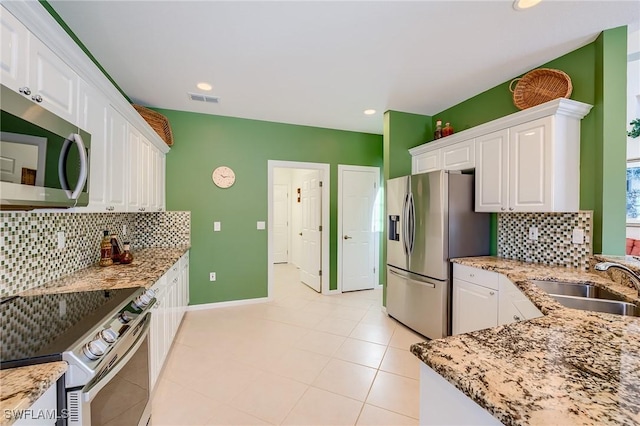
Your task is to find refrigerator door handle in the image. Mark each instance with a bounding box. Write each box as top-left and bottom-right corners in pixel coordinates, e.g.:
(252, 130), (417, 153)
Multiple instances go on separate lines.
(408, 192), (416, 255)
(402, 194), (409, 255)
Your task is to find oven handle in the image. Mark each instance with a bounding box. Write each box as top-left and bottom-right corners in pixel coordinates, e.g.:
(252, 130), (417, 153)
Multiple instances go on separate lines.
(58, 133), (88, 200)
(82, 316), (150, 403)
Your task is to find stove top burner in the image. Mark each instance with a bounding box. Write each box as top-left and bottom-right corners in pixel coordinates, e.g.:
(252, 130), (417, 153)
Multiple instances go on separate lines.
(0, 287), (153, 370)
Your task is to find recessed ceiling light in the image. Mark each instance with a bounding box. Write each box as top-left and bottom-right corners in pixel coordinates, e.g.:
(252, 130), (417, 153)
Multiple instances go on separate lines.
(513, 0), (542, 10)
(196, 82), (213, 91)
(364, 109), (376, 115)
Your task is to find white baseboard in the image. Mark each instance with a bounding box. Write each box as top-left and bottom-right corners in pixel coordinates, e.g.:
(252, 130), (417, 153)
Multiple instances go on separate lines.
(325, 289), (342, 295)
(187, 297), (270, 311)
(381, 306), (388, 314)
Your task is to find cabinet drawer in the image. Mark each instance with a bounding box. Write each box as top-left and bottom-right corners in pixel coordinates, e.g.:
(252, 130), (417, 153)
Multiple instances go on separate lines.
(442, 140), (474, 170)
(453, 263), (499, 290)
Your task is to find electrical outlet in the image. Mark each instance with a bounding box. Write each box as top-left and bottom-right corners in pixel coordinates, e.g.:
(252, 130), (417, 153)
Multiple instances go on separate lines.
(122, 224), (127, 236)
(528, 226), (538, 241)
(209, 272), (216, 281)
(572, 228), (584, 244)
(214, 222), (221, 232)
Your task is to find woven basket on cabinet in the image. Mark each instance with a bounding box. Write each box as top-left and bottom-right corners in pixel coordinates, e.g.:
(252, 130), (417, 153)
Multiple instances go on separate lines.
(509, 68), (573, 110)
(132, 104), (174, 147)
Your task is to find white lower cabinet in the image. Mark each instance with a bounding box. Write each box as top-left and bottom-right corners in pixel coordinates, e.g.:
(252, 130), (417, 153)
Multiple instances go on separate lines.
(13, 384), (58, 426)
(149, 252), (190, 391)
(452, 264), (542, 335)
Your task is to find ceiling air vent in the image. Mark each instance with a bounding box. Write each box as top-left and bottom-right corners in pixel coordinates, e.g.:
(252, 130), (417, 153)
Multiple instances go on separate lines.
(188, 92), (220, 104)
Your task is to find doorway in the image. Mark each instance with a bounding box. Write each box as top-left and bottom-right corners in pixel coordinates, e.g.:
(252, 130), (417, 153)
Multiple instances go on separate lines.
(268, 161), (330, 297)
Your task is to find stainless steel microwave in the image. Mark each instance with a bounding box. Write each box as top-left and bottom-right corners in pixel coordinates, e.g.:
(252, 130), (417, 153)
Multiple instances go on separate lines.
(1, 84), (91, 209)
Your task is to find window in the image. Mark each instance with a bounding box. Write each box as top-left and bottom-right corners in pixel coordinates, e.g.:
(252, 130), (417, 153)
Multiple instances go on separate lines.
(627, 160), (640, 224)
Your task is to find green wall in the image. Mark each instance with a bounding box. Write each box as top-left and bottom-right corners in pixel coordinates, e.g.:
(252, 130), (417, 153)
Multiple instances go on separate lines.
(383, 111), (432, 180)
(157, 109), (382, 305)
(430, 27), (627, 255)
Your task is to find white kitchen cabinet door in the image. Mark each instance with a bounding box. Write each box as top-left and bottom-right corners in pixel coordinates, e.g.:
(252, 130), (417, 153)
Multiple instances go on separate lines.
(139, 135), (152, 212)
(106, 107), (128, 212)
(1, 7), (29, 93)
(156, 151), (166, 211)
(13, 383), (58, 426)
(149, 276), (167, 391)
(28, 34), (78, 125)
(452, 278), (498, 335)
(127, 126), (142, 211)
(78, 79), (109, 212)
(180, 253), (189, 315)
(442, 139), (475, 171)
(508, 117), (552, 212)
(475, 129), (509, 212)
(413, 149), (441, 174)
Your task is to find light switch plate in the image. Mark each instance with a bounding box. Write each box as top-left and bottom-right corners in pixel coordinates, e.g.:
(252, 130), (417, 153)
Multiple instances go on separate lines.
(528, 226), (538, 241)
(214, 221), (221, 232)
(257, 221), (266, 230)
(572, 228), (584, 244)
(57, 231), (65, 249)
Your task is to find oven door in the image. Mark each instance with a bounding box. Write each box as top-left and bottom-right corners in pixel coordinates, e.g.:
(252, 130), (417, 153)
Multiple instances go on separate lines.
(67, 314), (151, 426)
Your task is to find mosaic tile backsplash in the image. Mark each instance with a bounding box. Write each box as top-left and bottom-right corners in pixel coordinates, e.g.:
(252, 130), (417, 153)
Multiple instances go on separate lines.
(497, 211), (592, 269)
(0, 211), (190, 297)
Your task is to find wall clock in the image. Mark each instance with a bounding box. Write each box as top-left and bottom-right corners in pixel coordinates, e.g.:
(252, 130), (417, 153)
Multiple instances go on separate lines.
(212, 166), (236, 188)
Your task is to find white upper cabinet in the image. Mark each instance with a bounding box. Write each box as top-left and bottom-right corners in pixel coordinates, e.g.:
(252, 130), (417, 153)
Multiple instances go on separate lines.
(475, 130), (509, 212)
(1, 7), (28, 92)
(1, 8), (78, 124)
(411, 98), (592, 213)
(28, 35), (78, 124)
(106, 106), (128, 212)
(127, 126), (142, 211)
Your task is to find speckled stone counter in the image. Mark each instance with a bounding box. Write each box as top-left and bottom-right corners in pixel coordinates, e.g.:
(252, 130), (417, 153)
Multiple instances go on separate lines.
(410, 256), (640, 425)
(0, 362), (67, 426)
(18, 246), (190, 296)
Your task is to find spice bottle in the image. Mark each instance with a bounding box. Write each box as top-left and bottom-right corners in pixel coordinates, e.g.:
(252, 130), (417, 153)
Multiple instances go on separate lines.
(99, 231), (113, 267)
(110, 234), (122, 263)
(434, 120), (442, 140)
(442, 122), (454, 137)
(120, 242), (134, 264)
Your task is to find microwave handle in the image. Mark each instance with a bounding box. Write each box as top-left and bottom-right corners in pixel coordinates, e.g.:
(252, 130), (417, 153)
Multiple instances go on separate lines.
(58, 133), (88, 200)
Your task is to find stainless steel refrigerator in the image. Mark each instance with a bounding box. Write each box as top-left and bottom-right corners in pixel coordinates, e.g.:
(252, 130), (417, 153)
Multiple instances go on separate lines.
(386, 170), (490, 339)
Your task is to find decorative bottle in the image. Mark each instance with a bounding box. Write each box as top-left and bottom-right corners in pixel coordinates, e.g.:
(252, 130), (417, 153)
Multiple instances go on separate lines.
(442, 122), (454, 137)
(110, 234), (122, 263)
(434, 120), (442, 140)
(120, 242), (134, 264)
(99, 231), (113, 267)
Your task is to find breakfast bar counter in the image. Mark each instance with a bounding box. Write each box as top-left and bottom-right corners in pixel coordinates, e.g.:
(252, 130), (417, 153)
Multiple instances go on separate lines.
(411, 257), (640, 425)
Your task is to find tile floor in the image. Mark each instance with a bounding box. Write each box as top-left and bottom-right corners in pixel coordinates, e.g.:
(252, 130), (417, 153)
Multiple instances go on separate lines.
(151, 263), (427, 425)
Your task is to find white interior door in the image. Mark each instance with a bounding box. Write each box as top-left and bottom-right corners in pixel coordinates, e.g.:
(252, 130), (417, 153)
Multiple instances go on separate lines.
(273, 184), (289, 263)
(300, 170), (321, 292)
(340, 167), (378, 292)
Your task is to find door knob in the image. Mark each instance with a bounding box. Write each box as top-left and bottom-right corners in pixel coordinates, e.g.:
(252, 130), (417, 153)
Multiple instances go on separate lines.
(344, 235), (352, 240)
(298, 232), (302, 236)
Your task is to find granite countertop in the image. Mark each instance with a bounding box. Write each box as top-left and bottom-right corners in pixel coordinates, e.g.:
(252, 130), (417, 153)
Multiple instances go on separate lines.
(0, 362), (67, 426)
(1, 245), (190, 424)
(410, 256), (640, 425)
(18, 245), (190, 296)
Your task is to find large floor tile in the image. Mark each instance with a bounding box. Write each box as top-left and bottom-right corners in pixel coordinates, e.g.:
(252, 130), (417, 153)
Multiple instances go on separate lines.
(266, 347), (331, 384)
(333, 338), (387, 369)
(379, 346), (421, 379)
(349, 322), (394, 345)
(203, 403), (271, 425)
(366, 371), (420, 419)
(314, 316), (359, 336)
(389, 324), (426, 351)
(229, 371), (308, 424)
(151, 378), (219, 425)
(356, 403), (419, 425)
(312, 359), (377, 401)
(295, 329), (347, 356)
(282, 387), (363, 425)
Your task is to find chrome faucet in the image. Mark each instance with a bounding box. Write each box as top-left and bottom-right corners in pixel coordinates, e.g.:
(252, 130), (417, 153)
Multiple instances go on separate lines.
(595, 262), (640, 296)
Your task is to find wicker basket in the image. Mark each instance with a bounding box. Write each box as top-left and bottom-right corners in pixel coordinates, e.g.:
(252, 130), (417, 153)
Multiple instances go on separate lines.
(509, 68), (572, 110)
(132, 104), (174, 147)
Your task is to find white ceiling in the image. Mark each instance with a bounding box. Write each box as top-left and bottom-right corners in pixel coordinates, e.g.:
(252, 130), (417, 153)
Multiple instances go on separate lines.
(49, 0), (639, 135)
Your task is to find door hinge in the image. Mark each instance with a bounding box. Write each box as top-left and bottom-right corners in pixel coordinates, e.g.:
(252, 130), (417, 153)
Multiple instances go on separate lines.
(319, 269), (322, 276)
(374, 181), (377, 189)
(318, 225), (322, 232)
(319, 181), (323, 187)
(373, 267), (376, 273)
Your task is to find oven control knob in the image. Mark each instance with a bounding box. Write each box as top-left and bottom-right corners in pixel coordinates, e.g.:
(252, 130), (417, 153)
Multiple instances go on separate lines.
(97, 328), (118, 344)
(83, 339), (107, 360)
(118, 311), (133, 324)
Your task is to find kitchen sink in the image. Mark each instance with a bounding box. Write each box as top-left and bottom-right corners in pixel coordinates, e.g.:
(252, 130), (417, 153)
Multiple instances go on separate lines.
(548, 295), (640, 317)
(530, 280), (640, 317)
(530, 280), (626, 301)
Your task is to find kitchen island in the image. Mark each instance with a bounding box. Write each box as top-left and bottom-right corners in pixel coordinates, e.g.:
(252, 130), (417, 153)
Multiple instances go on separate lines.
(411, 257), (640, 425)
